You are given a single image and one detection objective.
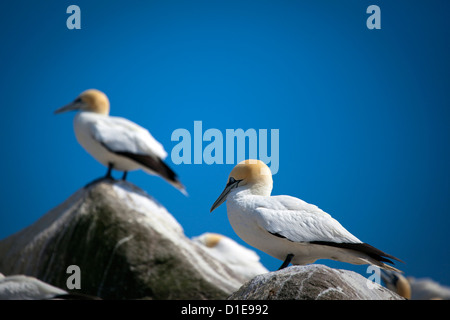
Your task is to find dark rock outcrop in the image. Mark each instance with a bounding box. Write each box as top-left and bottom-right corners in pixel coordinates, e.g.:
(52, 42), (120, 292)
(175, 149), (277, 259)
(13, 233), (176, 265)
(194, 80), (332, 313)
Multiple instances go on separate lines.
(0, 180), (246, 299)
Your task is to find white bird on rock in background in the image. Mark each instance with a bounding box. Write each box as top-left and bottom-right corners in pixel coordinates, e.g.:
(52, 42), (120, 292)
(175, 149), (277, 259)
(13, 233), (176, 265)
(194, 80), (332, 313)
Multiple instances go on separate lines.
(381, 270), (450, 300)
(381, 270), (412, 299)
(192, 232), (268, 280)
(210, 159), (403, 271)
(54, 89), (186, 194)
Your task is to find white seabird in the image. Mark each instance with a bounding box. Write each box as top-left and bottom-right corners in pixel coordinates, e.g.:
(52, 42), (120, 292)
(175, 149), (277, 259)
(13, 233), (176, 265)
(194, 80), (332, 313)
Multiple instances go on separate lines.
(382, 270), (450, 300)
(210, 159), (403, 271)
(381, 270), (411, 299)
(192, 232), (269, 280)
(55, 89), (186, 194)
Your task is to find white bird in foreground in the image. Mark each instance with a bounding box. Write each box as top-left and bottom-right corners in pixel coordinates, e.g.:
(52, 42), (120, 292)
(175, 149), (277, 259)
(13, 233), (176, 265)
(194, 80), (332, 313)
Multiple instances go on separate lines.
(210, 159), (403, 271)
(192, 232), (269, 280)
(54, 89), (186, 194)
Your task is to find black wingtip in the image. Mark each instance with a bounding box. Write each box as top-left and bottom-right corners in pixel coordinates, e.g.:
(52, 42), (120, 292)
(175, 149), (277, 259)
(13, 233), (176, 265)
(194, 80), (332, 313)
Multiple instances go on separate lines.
(113, 151), (186, 194)
(310, 241), (403, 266)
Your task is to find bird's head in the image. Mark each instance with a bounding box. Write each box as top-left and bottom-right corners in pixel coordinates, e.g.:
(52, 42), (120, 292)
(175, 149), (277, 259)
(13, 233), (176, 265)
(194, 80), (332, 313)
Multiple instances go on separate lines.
(381, 270), (411, 299)
(195, 233), (224, 248)
(210, 159), (273, 212)
(54, 89), (110, 115)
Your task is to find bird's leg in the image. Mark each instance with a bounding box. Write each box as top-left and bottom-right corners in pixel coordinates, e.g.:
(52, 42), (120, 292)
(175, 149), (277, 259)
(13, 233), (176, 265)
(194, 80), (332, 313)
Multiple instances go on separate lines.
(105, 163), (114, 179)
(278, 253), (294, 270)
(121, 171), (128, 181)
(84, 163), (115, 189)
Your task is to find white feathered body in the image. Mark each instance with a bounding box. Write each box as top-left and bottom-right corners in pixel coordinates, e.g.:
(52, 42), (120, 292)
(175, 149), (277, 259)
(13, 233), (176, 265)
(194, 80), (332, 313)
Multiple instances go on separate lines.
(226, 188), (381, 266)
(73, 111), (167, 173)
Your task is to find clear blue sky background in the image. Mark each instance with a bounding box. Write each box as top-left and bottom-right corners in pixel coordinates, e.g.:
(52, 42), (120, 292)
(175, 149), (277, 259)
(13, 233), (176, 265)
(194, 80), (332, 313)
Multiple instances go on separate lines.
(1, 1), (449, 286)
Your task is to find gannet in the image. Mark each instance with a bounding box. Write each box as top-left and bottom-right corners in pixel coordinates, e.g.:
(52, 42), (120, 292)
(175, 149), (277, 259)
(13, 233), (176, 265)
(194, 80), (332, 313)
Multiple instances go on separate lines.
(382, 270), (450, 300)
(381, 270), (411, 299)
(210, 159), (403, 271)
(192, 232), (269, 280)
(54, 89), (186, 194)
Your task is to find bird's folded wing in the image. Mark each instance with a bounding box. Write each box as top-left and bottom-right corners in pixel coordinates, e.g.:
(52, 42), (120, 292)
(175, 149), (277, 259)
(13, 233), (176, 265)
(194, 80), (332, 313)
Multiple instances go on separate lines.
(89, 116), (168, 159)
(254, 195), (362, 244)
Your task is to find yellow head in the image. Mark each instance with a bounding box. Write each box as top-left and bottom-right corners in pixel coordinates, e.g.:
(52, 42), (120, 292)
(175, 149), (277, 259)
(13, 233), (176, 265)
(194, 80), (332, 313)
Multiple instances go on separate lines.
(382, 270), (412, 300)
(201, 233), (224, 248)
(395, 274), (412, 300)
(210, 159), (273, 212)
(54, 89), (110, 115)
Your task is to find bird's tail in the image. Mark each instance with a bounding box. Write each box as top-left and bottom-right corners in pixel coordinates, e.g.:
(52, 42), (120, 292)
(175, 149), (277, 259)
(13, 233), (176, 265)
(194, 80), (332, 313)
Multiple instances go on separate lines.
(354, 244), (404, 273)
(311, 241), (404, 272)
(368, 259), (403, 273)
(169, 180), (188, 196)
(119, 151), (188, 196)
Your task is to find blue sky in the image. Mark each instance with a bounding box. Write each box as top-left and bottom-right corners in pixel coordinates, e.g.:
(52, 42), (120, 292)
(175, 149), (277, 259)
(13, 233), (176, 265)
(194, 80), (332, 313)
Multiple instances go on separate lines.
(1, 1), (450, 286)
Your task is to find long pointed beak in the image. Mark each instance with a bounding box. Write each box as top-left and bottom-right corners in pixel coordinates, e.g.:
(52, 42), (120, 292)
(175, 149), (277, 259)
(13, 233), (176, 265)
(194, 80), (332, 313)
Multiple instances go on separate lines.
(54, 101), (82, 114)
(210, 180), (240, 213)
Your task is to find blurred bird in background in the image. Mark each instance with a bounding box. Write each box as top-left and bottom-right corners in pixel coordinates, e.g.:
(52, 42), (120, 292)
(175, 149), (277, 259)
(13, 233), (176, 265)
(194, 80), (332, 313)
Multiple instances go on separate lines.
(54, 89), (186, 194)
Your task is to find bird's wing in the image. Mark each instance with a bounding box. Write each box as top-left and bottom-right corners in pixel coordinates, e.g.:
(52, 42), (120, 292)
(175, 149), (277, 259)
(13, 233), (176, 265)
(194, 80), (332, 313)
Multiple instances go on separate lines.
(90, 116), (168, 159)
(253, 195), (362, 244)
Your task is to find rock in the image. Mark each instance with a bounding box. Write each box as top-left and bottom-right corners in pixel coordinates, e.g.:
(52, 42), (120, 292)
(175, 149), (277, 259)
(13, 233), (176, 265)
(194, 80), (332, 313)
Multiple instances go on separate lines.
(228, 264), (405, 300)
(0, 180), (246, 299)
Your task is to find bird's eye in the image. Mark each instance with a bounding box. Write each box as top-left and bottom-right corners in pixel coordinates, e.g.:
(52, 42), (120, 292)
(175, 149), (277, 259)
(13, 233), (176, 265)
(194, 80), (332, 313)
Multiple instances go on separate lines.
(227, 177), (242, 188)
(226, 177), (236, 187)
(74, 97), (82, 103)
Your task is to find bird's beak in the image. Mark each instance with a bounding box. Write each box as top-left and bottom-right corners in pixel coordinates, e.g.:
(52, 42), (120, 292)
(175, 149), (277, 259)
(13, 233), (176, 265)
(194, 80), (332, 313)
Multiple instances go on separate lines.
(210, 179), (241, 213)
(54, 99), (83, 114)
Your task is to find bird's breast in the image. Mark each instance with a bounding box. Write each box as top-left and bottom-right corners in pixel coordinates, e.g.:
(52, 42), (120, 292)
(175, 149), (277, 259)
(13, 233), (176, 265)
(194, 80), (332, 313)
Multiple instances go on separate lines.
(226, 196), (275, 252)
(73, 113), (140, 171)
